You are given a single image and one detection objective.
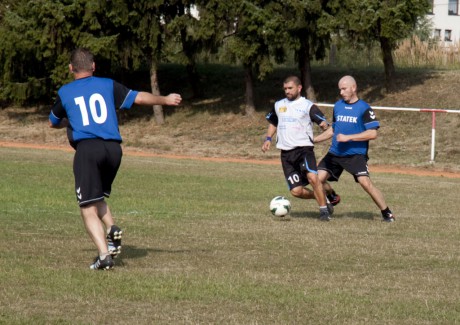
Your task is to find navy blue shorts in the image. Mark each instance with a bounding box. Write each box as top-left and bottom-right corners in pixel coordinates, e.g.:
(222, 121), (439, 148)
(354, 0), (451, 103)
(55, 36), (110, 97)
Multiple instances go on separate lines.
(73, 139), (122, 206)
(318, 153), (369, 183)
(280, 146), (318, 190)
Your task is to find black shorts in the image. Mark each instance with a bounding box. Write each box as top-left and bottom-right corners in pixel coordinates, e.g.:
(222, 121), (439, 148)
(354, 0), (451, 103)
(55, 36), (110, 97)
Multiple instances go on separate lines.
(73, 139), (122, 207)
(280, 146), (318, 190)
(318, 153), (369, 183)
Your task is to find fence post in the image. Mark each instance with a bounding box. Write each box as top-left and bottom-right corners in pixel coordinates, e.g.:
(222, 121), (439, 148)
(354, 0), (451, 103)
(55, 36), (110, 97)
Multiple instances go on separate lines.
(430, 111), (436, 163)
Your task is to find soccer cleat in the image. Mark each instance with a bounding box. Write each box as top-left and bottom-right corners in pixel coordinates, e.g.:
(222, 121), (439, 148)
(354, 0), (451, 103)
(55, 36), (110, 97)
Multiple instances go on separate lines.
(319, 209), (331, 222)
(382, 212), (395, 223)
(89, 255), (114, 270)
(326, 197), (334, 215)
(107, 225), (123, 258)
(327, 193), (341, 206)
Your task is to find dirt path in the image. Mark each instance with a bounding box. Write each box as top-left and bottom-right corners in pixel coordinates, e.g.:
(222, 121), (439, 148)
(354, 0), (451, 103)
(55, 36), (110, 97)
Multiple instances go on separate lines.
(1, 140), (459, 179)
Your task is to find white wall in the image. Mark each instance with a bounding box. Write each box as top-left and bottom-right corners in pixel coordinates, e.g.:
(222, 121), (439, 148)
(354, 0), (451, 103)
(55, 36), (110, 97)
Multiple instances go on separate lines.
(428, 0), (460, 43)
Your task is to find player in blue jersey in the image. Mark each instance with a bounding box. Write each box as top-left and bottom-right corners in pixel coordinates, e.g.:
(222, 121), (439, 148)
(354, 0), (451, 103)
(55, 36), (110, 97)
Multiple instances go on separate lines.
(49, 48), (182, 270)
(314, 75), (395, 222)
(262, 76), (336, 221)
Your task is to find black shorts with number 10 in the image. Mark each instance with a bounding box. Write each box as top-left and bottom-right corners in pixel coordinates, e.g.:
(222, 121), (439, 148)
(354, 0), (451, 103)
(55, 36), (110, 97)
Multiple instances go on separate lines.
(73, 138), (122, 207)
(280, 146), (318, 190)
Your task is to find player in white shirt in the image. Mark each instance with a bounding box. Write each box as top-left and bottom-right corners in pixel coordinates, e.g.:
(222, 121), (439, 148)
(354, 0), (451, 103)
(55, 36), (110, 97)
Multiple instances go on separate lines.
(262, 76), (334, 221)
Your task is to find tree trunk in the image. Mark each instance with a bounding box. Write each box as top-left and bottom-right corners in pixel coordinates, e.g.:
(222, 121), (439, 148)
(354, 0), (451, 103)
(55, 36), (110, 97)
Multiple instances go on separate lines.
(185, 61), (203, 99)
(329, 44), (337, 66)
(178, 2), (203, 98)
(180, 31), (203, 98)
(244, 64), (256, 116)
(379, 36), (396, 92)
(298, 37), (316, 102)
(150, 60), (164, 125)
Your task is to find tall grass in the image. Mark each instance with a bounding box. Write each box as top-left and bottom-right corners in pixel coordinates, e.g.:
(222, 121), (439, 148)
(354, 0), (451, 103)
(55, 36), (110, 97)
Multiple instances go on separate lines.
(1, 147), (459, 324)
(394, 37), (460, 69)
(314, 37), (460, 69)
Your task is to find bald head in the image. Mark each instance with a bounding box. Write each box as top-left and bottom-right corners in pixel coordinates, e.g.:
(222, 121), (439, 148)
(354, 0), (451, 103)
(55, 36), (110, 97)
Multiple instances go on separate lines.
(338, 75), (356, 88)
(338, 75), (358, 103)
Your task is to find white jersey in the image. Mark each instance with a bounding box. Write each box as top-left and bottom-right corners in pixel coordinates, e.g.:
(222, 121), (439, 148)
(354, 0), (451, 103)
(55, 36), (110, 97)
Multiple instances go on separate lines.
(268, 97), (325, 151)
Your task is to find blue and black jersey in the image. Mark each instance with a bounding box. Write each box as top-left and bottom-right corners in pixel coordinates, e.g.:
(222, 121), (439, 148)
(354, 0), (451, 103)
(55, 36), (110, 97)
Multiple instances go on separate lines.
(49, 76), (138, 147)
(329, 99), (380, 156)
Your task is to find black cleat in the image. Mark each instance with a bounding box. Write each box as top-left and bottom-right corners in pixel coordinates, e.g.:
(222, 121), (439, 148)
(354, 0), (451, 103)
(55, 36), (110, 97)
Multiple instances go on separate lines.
(90, 255), (114, 270)
(327, 193), (341, 206)
(107, 225), (123, 258)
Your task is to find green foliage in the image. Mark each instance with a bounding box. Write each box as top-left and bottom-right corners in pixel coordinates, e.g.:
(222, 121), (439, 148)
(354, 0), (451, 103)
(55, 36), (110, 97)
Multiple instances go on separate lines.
(0, 0), (438, 106)
(0, 0), (122, 103)
(281, 0), (330, 60)
(325, 0), (431, 48)
(201, 0), (287, 80)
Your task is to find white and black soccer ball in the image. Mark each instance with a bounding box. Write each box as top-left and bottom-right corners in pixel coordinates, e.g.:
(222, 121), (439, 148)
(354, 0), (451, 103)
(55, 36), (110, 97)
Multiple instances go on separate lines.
(269, 196), (291, 217)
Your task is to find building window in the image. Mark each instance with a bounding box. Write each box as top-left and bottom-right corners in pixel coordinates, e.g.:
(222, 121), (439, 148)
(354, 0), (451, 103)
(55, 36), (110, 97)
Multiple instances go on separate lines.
(434, 29), (441, 39)
(445, 30), (452, 41)
(448, 0), (458, 15)
(428, 0), (434, 14)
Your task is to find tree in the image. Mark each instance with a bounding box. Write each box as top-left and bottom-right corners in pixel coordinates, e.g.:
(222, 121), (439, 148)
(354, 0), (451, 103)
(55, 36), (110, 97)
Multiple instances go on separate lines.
(0, 0), (119, 104)
(107, 0), (167, 124)
(216, 0), (286, 115)
(326, 0), (431, 90)
(0, 0), (175, 124)
(280, 0), (331, 101)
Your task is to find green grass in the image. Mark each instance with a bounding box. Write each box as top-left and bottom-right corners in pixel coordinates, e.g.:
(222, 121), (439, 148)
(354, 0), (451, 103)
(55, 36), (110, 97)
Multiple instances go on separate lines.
(0, 147), (459, 324)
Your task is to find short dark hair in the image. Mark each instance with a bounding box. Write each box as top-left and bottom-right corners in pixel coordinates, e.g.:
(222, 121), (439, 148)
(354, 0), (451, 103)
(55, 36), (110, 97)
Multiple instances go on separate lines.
(284, 76), (301, 86)
(70, 48), (94, 73)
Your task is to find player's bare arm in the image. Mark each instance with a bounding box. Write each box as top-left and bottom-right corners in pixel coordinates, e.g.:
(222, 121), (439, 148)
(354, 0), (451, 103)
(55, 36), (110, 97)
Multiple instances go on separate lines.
(135, 92), (182, 106)
(336, 129), (377, 142)
(318, 120), (329, 131)
(262, 124), (277, 153)
(313, 127), (333, 143)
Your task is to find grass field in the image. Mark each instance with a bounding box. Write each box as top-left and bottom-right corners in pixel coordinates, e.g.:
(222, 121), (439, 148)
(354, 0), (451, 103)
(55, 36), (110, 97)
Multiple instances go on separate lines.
(0, 147), (459, 324)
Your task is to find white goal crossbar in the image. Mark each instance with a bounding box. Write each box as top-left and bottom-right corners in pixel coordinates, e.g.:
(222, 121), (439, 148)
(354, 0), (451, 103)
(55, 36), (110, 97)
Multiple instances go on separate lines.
(316, 103), (460, 163)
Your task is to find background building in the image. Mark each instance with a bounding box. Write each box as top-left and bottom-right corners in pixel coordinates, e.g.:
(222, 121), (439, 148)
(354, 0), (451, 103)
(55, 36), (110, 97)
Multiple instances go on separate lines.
(428, 0), (460, 43)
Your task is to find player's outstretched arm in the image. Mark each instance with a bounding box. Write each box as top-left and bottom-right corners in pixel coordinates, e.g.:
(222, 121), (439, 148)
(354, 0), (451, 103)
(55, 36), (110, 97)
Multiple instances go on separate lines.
(336, 129), (377, 142)
(135, 92), (182, 106)
(314, 127), (333, 143)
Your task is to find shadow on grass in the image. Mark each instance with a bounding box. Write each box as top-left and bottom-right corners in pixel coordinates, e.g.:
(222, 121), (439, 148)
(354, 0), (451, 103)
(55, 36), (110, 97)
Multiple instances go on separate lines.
(116, 245), (210, 260)
(115, 65), (439, 123)
(290, 210), (376, 220)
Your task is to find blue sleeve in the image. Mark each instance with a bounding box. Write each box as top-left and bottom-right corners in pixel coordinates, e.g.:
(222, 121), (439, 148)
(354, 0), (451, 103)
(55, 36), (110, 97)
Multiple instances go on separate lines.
(113, 80), (139, 110)
(49, 95), (66, 126)
(120, 90), (139, 109)
(363, 108), (380, 130)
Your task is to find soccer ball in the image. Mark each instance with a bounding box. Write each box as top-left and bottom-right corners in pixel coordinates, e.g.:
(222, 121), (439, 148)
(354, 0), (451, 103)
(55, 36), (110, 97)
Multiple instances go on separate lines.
(270, 196), (291, 217)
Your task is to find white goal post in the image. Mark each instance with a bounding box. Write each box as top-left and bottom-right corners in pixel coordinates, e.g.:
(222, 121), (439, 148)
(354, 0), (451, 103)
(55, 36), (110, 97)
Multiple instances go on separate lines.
(316, 103), (460, 163)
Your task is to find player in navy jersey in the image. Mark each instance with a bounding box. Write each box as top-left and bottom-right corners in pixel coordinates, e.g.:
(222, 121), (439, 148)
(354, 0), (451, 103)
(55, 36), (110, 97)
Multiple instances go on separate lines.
(49, 48), (182, 270)
(314, 75), (395, 222)
(262, 76), (335, 221)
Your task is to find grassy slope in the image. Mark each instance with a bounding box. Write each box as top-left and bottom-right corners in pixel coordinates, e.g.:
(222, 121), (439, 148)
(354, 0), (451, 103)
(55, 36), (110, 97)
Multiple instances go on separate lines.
(1, 65), (459, 171)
